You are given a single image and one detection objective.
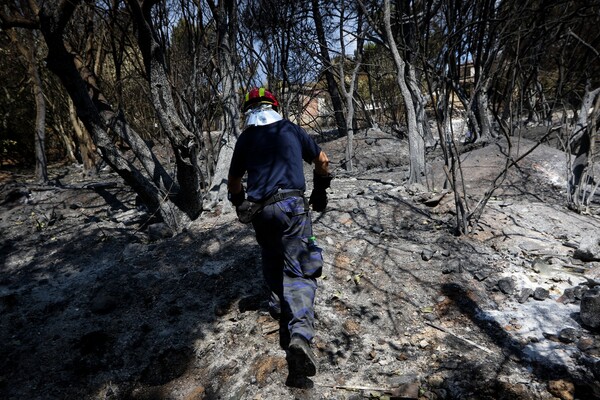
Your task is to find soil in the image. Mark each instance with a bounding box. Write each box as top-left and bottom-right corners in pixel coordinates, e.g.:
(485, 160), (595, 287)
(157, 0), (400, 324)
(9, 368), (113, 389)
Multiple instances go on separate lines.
(1, 127), (600, 400)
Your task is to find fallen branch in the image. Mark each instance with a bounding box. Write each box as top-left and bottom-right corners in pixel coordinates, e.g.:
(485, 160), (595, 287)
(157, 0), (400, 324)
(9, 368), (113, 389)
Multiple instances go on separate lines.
(425, 321), (494, 354)
(316, 381), (420, 399)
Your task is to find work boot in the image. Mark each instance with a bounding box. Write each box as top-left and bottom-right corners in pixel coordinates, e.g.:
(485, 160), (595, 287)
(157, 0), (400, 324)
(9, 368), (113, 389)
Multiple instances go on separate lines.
(287, 334), (317, 377)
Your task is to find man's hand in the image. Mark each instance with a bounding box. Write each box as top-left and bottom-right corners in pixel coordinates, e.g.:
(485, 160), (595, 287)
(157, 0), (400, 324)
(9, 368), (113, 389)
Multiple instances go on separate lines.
(228, 185), (245, 207)
(309, 171), (333, 212)
(236, 200), (257, 224)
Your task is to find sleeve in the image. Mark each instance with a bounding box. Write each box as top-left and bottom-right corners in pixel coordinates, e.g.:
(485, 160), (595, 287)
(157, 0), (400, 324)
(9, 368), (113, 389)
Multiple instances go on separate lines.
(228, 136), (246, 178)
(295, 125), (321, 163)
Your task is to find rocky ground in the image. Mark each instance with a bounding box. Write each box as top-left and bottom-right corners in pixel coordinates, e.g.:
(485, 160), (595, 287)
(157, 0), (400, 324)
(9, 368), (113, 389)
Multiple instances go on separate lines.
(1, 127), (600, 400)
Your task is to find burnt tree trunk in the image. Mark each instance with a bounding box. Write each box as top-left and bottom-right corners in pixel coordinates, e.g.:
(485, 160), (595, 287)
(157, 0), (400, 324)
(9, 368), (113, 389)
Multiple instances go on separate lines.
(7, 28), (48, 183)
(311, 0), (348, 139)
(569, 85), (600, 212)
(38, 0), (203, 232)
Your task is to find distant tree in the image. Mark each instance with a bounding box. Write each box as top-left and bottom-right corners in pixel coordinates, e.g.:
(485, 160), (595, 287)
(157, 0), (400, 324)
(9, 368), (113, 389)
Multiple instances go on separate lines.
(0, 32), (33, 166)
(1, 6), (48, 182)
(335, 1), (367, 172)
(361, 43), (402, 128)
(363, 0), (427, 184)
(311, 0), (348, 138)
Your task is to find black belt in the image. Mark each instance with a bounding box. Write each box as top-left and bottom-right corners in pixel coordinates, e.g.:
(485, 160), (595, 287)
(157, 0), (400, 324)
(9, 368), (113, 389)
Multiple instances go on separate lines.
(260, 189), (304, 207)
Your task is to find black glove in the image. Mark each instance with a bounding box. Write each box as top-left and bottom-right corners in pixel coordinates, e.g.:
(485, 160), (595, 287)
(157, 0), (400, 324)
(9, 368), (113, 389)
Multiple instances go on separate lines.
(235, 200), (256, 224)
(309, 171), (333, 212)
(228, 186), (245, 207)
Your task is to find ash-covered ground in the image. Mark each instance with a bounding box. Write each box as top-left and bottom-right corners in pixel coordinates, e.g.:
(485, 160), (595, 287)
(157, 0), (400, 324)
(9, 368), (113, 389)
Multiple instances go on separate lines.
(1, 128), (599, 400)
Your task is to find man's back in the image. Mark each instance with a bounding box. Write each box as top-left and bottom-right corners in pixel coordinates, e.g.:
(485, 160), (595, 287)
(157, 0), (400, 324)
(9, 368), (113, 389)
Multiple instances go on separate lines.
(230, 119), (320, 202)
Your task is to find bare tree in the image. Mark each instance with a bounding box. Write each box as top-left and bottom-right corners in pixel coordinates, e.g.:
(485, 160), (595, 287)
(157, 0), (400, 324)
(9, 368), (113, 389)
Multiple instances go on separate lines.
(335, 1), (367, 172)
(311, 0), (348, 138)
(34, 0), (204, 231)
(368, 0), (427, 184)
(1, 4), (48, 182)
(568, 84), (600, 212)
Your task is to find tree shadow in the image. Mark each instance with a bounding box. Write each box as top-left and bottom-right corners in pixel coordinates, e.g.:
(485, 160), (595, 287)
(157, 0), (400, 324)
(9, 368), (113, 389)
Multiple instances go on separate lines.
(0, 211), (270, 399)
(441, 282), (599, 398)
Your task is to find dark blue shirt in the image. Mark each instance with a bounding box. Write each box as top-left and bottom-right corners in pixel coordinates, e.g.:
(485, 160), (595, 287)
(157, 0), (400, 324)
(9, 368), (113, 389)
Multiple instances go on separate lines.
(229, 119), (321, 202)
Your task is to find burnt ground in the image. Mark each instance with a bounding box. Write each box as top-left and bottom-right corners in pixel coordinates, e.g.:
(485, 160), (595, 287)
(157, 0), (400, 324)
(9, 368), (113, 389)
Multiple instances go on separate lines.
(1, 127), (600, 400)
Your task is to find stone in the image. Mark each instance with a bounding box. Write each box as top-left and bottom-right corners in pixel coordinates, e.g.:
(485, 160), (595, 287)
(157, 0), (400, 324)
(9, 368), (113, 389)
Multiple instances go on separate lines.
(559, 287), (576, 304)
(576, 337), (595, 351)
(558, 328), (581, 343)
(573, 285), (588, 300)
(441, 260), (459, 274)
(573, 234), (600, 262)
(370, 225), (384, 234)
(498, 277), (516, 295)
(547, 379), (575, 400)
(533, 287), (550, 301)
(580, 287), (600, 329)
(518, 288), (534, 303)
(474, 270), (491, 281)
(421, 249), (435, 261)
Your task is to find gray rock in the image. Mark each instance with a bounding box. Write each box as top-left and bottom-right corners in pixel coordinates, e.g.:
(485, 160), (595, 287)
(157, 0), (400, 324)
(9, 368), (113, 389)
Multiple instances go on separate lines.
(560, 287), (577, 304)
(580, 287), (600, 328)
(558, 327), (581, 343)
(518, 288), (534, 303)
(421, 249), (435, 261)
(474, 269), (491, 281)
(442, 259), (460, 274)
(533, 287), (550, 301)
(573, 234), (600, 262)
(371, 225), (384, 234)
(574, 285), (588, 300)
(498, 277), (516, 295)
(577, 337), (595, 351)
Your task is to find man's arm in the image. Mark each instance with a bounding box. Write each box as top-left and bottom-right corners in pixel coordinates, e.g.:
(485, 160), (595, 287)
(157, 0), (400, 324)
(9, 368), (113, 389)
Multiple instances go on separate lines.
(313, 151), (330, 175)
(228, 175), (243, 195)
(227, 175), (245, 207)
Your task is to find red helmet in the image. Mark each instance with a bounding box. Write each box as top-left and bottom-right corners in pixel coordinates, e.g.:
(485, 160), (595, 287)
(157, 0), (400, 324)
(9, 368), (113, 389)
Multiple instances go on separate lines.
(242, 87), (279, 112)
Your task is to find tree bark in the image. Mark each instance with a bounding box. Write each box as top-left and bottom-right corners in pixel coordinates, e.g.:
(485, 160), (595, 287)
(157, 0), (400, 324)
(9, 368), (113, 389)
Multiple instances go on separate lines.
(68, 98), (97, 172)
(338, 2), (365, 172)
(382, 0), (426, 185)
(569, 85), (600, 211)
(29, 35), (48, 183)
(311, 0), (347, 138)
(7, 28), (48, 183)
(204, 0), (241, 210)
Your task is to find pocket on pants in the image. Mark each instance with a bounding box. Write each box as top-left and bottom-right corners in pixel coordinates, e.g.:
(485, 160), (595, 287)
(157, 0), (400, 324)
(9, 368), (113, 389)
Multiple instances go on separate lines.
(276, 196), (307, 217)
(301, 238), (323, 278)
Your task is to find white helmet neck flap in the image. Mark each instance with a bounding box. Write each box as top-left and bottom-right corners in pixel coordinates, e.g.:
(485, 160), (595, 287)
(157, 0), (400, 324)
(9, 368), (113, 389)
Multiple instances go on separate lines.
(244, 104), (282, 128)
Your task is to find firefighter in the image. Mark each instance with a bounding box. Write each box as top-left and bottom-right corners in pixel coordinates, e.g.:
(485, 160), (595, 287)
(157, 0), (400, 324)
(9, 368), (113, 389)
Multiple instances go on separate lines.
(227, 87), (332, 378)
